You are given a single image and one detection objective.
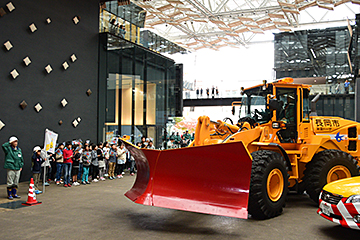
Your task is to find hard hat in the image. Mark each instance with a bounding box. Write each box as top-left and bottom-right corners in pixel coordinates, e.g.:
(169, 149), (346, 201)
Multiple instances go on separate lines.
(33, 146), (42, 152)
(9, 136), (18, 143)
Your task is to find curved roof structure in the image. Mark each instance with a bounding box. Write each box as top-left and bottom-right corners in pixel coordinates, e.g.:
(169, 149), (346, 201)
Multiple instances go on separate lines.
(133, 0), (359, 50)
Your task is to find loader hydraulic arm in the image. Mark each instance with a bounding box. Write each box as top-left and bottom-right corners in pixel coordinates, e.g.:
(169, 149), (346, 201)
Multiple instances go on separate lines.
(194, 116), (240, 146)
(194, 116), (212, 146)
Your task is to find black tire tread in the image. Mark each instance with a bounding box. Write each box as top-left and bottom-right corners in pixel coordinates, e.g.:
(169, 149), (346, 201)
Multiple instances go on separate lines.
(248, 150), (289, 219)
(304, 149), (360, 203)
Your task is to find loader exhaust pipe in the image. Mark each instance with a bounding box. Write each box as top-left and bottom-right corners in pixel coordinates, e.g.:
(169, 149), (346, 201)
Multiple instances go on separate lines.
(310, 93), (321, 116)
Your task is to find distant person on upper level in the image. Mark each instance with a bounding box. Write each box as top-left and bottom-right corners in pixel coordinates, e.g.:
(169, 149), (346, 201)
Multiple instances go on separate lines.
(335, 82), (340, 94)
(110, 18), (116, 34)
(119, 25), (126, 38)
(216, 87), (219, 97)
(344, 80), (350, 94)
(196, 88), (199, 98)
(200, 88), (203, 97)
(211, 86), (215, 98)
(206, 88), (210, 98)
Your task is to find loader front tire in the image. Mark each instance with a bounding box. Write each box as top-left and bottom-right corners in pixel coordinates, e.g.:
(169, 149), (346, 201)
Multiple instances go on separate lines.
(304, 149), (360, 203)
(248, 150), (289, 219)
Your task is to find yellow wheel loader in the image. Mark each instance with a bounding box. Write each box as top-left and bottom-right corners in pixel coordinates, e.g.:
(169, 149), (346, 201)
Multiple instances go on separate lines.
(124, 77), (360, 220)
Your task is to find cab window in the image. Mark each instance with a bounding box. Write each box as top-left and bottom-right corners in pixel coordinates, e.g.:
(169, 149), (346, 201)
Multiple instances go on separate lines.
(276, 88), (297, 124)
(303, 89), (310, 121)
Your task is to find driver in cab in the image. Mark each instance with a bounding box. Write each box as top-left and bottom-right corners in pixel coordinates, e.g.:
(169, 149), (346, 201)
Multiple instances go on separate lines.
(281, 95), (295, 123)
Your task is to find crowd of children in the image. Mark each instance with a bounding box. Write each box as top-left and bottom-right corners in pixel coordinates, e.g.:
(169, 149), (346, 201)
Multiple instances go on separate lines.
(31, 139), (136, 193)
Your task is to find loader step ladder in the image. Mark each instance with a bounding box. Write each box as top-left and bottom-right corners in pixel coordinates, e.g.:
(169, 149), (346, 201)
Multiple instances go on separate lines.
(286, 150), (301, 180)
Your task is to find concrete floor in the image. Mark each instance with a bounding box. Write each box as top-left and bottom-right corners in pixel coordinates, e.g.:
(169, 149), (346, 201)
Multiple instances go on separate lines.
(0, 175), (358, 240)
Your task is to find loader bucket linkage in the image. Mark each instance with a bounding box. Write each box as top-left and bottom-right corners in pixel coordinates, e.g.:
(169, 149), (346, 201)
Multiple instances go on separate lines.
(124, 141), (253, 219)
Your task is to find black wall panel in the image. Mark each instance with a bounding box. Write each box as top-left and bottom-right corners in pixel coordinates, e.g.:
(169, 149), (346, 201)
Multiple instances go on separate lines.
(0, 0), (99, 184)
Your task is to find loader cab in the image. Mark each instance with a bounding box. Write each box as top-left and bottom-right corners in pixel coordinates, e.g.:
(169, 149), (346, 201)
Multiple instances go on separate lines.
(274, 85), (311, 143)
(275, 87), (297, 143)
(240, 85), (274, 126)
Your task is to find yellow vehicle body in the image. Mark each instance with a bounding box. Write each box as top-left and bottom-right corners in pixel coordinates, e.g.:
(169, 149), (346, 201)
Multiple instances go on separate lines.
(190, 115), (360, 188)
(318, 176), (360, 229)
(186, 78), (360, 218)
(323, 176), (360, 197)
(125, 77), (360, 220)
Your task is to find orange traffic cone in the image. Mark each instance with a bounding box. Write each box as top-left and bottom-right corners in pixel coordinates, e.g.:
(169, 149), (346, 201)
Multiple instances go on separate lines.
(22, 178), (42, 206)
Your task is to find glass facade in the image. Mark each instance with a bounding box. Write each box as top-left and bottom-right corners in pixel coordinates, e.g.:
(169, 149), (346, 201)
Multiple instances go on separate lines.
(100, 7), (141, 44)
(100, 33), (180, 148)
(274, 26), (355, 94)
(99, 2), (188, 55)
(103, 1), (146, 28)
(140, 30), (188, 55)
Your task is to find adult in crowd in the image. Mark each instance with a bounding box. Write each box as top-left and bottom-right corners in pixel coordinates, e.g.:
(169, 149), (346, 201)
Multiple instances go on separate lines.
(2, 136), (23, 200)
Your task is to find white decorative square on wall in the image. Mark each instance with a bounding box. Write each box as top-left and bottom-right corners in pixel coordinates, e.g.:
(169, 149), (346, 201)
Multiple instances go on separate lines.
(45, 65), (52, 74)
(6, 2), (15, 12)
(72, 119), (79, 128)
(29, 23), (37, 32)
(0, 120), (5, 130)
(4, 41), (13, 51)
(34, 103), (42, 112)
(10, 69), (19, 79)
(71, 54), (77, 62)
(73, 16), (79, 24)
(61, 98), (68, 107)
(23, 56), (31, 66)
(62, 61), (69, 70)
(46, 18), (51, 24)
(77, 117), (81, 122)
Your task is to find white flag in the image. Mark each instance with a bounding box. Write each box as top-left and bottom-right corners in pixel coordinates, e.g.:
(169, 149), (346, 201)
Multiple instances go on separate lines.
(44, 129), (58, 154)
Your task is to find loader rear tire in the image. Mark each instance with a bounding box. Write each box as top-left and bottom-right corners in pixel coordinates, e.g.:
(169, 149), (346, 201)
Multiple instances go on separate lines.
(248, 150), (289, 219)
(304, 149), (360, 204)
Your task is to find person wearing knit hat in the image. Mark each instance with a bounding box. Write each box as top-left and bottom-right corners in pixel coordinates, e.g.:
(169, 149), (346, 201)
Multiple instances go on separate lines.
(2, 136), (24, 200)
(32, 146), (43, 194)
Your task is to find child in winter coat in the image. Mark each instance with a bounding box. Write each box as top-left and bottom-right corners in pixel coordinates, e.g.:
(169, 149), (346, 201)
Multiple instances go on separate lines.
(55, 143), (64, 185)
(116, 143), (126, 178)
(32, 146), (43, 194)
(97, 143), (106, 181)
(102, 142), (110, 177)
(81, 145), (92, 185)
(91, 144), (99, 183)
(72, 146), (81, 186)
(108, 144), (117, 180)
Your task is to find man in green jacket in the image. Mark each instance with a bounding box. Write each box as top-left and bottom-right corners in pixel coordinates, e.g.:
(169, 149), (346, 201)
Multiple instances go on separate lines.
(2, 136), (23, 200)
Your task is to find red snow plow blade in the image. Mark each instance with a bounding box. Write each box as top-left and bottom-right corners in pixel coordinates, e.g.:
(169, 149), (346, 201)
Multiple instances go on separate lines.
(124, 141), (252, 219)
